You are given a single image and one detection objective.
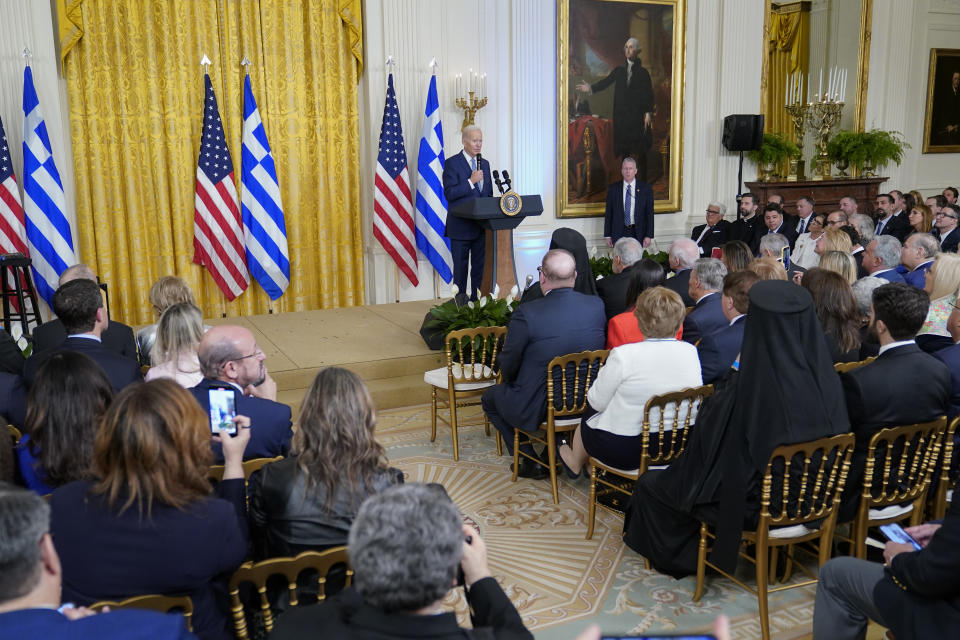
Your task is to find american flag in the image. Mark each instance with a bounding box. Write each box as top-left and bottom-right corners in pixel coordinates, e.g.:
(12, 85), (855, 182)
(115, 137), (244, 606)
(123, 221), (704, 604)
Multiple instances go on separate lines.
(193, 73), (249, 300)
(0, 116), (28, 259)
(373, 73), (418, 286)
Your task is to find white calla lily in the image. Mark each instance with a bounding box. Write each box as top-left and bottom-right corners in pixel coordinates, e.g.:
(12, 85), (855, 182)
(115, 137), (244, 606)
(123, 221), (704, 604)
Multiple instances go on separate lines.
(510, 284), (519, 297)
(450, 284), (459, 296)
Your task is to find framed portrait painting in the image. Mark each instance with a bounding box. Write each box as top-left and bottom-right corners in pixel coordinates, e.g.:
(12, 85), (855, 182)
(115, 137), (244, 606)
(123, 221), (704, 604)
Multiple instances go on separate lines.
(922, 48), (960, 154)
(558, 0), (685, 218)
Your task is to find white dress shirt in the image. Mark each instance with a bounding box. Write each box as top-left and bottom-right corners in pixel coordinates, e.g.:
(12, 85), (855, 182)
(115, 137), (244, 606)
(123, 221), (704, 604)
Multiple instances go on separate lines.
(461, 150), (482, 191)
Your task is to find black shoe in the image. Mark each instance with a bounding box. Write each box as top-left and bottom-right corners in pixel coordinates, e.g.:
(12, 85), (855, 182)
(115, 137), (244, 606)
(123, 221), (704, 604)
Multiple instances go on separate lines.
(512, 457), (548, 480)
(557, 443), (581, 480)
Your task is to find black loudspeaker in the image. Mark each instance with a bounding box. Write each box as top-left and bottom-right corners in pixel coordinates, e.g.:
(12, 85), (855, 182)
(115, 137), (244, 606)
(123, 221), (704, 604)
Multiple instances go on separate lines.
(722, 114), (765, 151)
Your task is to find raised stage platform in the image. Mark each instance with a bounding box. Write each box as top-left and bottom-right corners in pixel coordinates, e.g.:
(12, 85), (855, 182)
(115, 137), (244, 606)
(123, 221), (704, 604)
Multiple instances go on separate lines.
(205, 300), (442, 419)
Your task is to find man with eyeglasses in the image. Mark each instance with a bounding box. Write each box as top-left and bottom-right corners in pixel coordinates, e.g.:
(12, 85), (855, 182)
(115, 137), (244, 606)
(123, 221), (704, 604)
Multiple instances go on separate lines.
(690, 202), (730, 256)
(934, 203), (960, 253)
(825, 210), (848, 228)
(190, 325), (292, 462)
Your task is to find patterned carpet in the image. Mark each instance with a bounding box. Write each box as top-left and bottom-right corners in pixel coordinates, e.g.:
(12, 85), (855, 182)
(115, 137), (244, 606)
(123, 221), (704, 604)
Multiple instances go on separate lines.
(376, 404), (819, 639)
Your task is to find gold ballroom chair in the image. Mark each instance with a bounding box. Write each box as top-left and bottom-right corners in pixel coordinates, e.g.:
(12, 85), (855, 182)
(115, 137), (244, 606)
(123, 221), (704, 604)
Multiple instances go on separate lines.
(208, 456), (284, 485)
(833, 356), (877, 373)
(931, 417), (959, 520)
(90, 594), (193, 630)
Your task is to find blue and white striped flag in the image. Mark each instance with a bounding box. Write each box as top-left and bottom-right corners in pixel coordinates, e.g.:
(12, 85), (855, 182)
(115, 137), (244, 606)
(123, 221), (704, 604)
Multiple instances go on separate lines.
(241, 72), (289, 300)
(414, 73), (452, 283)
(22, 65), (75, 307)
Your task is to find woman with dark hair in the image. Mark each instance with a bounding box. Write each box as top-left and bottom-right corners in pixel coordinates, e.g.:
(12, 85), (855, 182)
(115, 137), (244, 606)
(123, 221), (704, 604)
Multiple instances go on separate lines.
(50, 380), (250, 640)
(801, 268), (862, 362)
(16, 352), (114, 495)
(792, 213), (827, 269)
(249, 367), (402, 558)
(605, 258), (671, 348)
(719, 240), (752, 273)
(908, 202), (934, 235)
(519, 227), (597, 303)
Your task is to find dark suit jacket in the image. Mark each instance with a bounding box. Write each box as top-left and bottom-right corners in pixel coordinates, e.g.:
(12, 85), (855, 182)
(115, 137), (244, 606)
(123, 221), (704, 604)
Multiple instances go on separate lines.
(0, 372), (26, 428)
(0, 608), (195, 640)
(691, 220), (731, 257)
(441, 152), (493, 241)
(681, 293), (727, 345)
(730, 216), (761, 244)
(0, 328), (24, 375)
(839, 344), (951, 521)
(904, 260), (935, 289)
(23, 336), (141, 392)
(664, 268), (694, 307)
(604, 180), (654, 243)
(590, 60), (654, 156)
(270, 577), (532, 640)
(934, 343), (960, 420)
(879, 213), (911, 242)
(936, 227), (960, 254)
(32, 319), (137, 360)
(190, 378), (292, 462)
(696, 316), (745, 384)
(596, 267), (634, 320)
(50, 479), (247, 640)
(750, 222), (798, 255)
(483, 288), (606, 433)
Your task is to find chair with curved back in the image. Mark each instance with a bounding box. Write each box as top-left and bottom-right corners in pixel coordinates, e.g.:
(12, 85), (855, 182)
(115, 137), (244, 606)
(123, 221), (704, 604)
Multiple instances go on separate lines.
(208, 456), (284, 484)
(931, 416), (960, 520)
(228, 546), (352, 640)
(833, 356), (877, 374)
(90, 594), (193, 630)
(512, 349), (609, 504)
(424, 326), (508, 461)
(585, 384), (714, 539)
(692, 433), (856, 640)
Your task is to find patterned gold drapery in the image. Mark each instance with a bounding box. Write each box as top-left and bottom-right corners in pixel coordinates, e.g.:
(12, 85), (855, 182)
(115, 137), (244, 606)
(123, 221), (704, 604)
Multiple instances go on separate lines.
(766, 2), (810, 142)
(57, 0), (365, 325)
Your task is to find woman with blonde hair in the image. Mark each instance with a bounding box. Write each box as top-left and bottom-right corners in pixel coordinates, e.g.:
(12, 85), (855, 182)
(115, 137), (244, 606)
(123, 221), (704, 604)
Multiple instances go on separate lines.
(818, 250), (858, 285)
(747, 257), (788, 281)
(908, 202), (934, 235)
(920, 253), (960, 336)
(145, 302), (205, 387)
(136, 275), (198, 365)
(249, 367), (402, 558)
(814, 227), (854, 257)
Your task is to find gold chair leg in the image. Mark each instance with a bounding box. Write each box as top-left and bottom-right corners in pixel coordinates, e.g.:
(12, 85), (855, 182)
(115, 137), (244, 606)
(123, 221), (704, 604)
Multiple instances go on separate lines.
(496, 431), (502, 456)
(429, 387), (438, 442)
(448, 387), (459, 462)
(768, 547), (778, 585)
(756, 540), (771, 640)
(693, 522), (708, 601)
(512, 430), (520, 482)
(547, 428), (559, 504)
(484, 413), (490, 437)
(586, 465), (597, 540)
(781, 544), (794, 583)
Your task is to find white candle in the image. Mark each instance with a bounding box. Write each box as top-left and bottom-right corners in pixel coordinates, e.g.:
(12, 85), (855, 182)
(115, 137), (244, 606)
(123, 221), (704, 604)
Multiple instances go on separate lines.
(468, 69), (473, 92)
(482, 73), (486, 97)
(818, 68), (823, 100)
(841, 68), (847, 102)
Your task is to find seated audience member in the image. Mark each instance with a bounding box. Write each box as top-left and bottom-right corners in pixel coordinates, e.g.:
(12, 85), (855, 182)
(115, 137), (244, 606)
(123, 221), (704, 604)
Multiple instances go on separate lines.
(934, 203), (960, 253)
(519, 228), (597, 303)
(16, 353), (113, 495)
(697, 271), (759, 384)
(751, 202), (797, 254)
(851, 276), (886, 359)
(801, 269), (862, 363)
(690, 201), (730, 257)
(730, 193), (761, 243)
(908, 202), (934, 235)
(934, 304), (960, 421)
(558, 287), (702, 478)
(31, 264), (137, 360)
(837, 283), (950, 521)
(719, 239), (752, 273)
(190, 325), (293, 462)
(0, 373), (26, 430)
(681, 258), (729, 345)
(861, 236), (905, 283)
(838, 196), (858, 218)
(145, 303), (204, 388)
(50, 380), (251, 640)
(596, 237), (643, 320)
(0, 484), (195, 640)
(814, 507), (960, 640)
(815, 227), (854, 258)
(0, 328), (24, 376)
(849, 213), (875, 278)
(606, 258), (668, 349)
(919, 252), (960, 338)
(907, 189), (924, 214)
(747, 256), (788, 281)
(768, 193), (784, 206)
(826, 209), (849, 229)
(818, 250), (858, 286)
(663, 238), (699, 306)
(482, 250), (606, 475)
(875, 193), (910, 242)
(901, 232), (939, 289)
(927, 194), (947, 219)
(24, 279), (141, 393)
(623, 280), (849, 577)
(946, 186), (959, 205)
(271, 484), (532, 640)
(249, 367), (403, 558)
(791, 212), (826, 269)
(757, 233), (789, 260)
(137, 276), (200, 366)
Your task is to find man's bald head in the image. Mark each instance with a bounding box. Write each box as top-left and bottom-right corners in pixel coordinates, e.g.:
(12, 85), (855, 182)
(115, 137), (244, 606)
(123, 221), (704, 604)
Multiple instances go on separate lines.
(539, 249), (576, 293)
(198, 325), (265, 387)
(58, 264), (97, 286)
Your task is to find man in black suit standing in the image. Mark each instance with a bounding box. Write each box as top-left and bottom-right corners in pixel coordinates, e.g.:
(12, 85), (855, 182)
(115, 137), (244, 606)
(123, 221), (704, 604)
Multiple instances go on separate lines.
(934, 203), (960, 253)
(681, 257), (729, 345)
(874, 193), (910, 242)
(663, 238), (698, 307)
(596, 237), (643, 320)
(603, 157), (654, 248)
(23, 279), (141, 392)
(31, 263), (137, 359)
(690, 202), (730, 257)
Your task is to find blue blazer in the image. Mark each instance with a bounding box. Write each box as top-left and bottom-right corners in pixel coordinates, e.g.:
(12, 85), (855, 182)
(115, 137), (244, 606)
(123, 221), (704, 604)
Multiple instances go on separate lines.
(24, 337), (141, 393)
(604, 180), (654, 243)
(874, 268), (906, 283)
(190, 378), (292, 463)
(441, 152), (492, 241)
(937, 227), (960, 254)
(904, 260), (934, 289)
(934, 343), (960, 420)
(681, 293), (728, 345)
(484, 288), (606, 432)
(0, 608), (195, 640)
(696, 316), (746, 384)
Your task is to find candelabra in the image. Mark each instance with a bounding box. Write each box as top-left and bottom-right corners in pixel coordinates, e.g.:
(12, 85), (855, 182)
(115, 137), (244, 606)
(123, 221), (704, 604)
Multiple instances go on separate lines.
(454, 71), (487, 130)
(807, 97), (844, 181)
(784, 103), (808, 182)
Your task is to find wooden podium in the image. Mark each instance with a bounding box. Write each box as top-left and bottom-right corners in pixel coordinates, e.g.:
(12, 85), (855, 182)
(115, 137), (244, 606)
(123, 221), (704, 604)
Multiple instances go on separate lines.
(745, 177), (888, 216)
(449, 195), (543, 296)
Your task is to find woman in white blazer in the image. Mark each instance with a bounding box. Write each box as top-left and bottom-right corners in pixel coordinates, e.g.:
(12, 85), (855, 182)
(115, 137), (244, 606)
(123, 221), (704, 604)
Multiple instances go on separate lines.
(558, 286), (703, 477)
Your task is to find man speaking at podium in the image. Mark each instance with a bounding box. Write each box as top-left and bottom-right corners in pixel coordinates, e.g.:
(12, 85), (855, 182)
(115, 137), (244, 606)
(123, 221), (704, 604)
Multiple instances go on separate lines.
(443, 125), (493, 301)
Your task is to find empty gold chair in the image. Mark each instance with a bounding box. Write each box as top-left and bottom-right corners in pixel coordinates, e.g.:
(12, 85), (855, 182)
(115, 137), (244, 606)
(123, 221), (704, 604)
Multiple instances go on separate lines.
(585, 384), (713, 539)
(693, 433), (856, 640)
(513, 349), (609, 504)
(227, 546), (352, 639)
(424, 326), (507, 461)
(90, 594), (193, 630)
(833, 356), (877, 374)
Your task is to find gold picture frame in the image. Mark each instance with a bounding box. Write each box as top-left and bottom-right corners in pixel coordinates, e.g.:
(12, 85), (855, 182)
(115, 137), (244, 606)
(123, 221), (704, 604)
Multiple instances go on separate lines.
(922, 48), (960, 154)
(557, 0), (685, 218)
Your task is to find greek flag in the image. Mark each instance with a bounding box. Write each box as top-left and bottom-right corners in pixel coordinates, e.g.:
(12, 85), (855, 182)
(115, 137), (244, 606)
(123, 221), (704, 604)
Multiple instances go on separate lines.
(241, 72), (289, 300)
(414, 73), (452, 283)
(22, 65), (75, 307)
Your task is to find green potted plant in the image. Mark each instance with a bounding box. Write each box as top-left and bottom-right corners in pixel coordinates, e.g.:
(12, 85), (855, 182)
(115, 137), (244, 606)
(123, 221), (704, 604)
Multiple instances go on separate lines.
(826, 129), (910, 177)
(746, 133), (800, 181)
(419, 284), (520, 351)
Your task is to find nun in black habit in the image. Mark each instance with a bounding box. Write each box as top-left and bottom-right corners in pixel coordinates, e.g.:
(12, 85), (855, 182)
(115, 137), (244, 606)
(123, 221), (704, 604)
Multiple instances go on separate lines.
(519, 227), (598, 303)
(622, 279), (850, 577)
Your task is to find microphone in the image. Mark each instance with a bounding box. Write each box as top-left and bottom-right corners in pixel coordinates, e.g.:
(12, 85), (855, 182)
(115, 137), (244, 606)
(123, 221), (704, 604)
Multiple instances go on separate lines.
(475, 153), (483, 170)
(492, 170), (506, 195)
(502, 170), (512, 191)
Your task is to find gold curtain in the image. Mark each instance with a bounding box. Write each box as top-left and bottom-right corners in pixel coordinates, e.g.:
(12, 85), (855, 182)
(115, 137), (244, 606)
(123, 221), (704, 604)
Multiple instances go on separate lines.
(57, 0), (364, 325)
(766, 3), (810, 143)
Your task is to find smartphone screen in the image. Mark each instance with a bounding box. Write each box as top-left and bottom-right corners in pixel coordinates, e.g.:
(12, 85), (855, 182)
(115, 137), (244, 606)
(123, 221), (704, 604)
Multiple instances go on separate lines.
(879, 523), (922, 550)
(208, 387), (238, 435)
(711, 247), (722, 259)
(779, 246), (790, 269)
